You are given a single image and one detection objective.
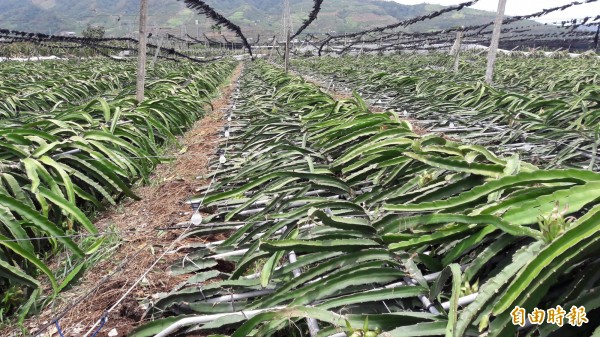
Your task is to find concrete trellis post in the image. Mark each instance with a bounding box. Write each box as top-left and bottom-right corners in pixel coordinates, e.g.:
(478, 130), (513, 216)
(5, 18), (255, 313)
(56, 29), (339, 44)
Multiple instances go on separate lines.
(485, 0), (508, 85)
(151, 36), (164, 68)
(453, 30), (463, 73)
(135, 0), (149, 102)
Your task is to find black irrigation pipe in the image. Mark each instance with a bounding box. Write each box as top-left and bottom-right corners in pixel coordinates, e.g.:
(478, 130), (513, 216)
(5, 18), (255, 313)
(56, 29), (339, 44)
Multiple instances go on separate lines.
(291, 0), (324, 40)
(333, 26), (593, 56)
(0, 29), (136, 44)
(318, 0), (600, 56)
(184, 33), (205, 45)
(344, 0), (479, 39)
(318, 0), (480, 55)
(558, 15), (600, 27)
(328, 29), (598, 56)
(0, 32), (229, 63)
(342, 25), (591, 49)
(178, 0), (253, 58)
(222, 35), (245, 49)
(166, 33), (195, 44)
(202, 33), (225, 48)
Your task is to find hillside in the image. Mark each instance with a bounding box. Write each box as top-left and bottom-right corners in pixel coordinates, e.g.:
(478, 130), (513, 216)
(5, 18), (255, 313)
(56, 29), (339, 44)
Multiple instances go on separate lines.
(0, 0), (555, 38)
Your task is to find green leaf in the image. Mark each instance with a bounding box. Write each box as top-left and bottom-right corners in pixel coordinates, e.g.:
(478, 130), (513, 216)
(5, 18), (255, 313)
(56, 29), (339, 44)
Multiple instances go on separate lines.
(0, 193), (84, 258)
(454, 242), (544, 336)
(309, 209), (375, 234)
(260, 250), (286, 288)
(129, 315), (196, 337)
(493, 209), (600, 314)
(404, 152), (505, 178)
(58, 262), (86, 292)
(501, 181), (600, 225)
(38, 186), (97, 234)
(386, 321), (449, 336)
(0, 258), (41, 289)
(0, 233), (58, 291)
(260, 239), (381, 253)
(445, 264), (461, 337)
(384, 170), (600, 212)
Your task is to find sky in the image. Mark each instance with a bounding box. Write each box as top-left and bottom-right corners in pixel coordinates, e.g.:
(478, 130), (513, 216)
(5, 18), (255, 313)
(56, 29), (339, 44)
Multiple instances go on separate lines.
(393, 0), (600, 22)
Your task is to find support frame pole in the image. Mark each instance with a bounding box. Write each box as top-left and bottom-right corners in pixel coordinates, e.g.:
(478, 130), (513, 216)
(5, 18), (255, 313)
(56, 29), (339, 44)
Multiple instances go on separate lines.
(135, 0), (149, 102)
(485, 0), (508, 85)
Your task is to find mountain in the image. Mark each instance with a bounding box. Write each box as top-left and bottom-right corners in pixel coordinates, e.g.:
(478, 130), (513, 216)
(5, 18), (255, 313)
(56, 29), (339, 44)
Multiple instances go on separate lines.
(0, 0), (554, 38)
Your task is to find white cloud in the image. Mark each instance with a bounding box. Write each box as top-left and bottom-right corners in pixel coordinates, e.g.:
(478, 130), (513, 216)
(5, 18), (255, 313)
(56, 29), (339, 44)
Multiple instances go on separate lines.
(392, 0), (600, 22)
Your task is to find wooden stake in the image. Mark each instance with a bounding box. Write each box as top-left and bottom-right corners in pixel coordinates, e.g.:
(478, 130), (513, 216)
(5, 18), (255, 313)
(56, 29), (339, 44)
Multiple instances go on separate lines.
(136, 0), (149, 102)
(485, 0), (507, 85)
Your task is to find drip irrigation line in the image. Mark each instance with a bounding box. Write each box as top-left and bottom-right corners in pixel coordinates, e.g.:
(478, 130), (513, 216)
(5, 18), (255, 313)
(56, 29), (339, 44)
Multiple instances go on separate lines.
(189, 86), (237, 220)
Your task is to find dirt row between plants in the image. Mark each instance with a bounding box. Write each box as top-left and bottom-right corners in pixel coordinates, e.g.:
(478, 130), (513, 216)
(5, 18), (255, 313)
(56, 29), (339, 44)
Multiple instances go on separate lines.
(4, 63), (244, 337)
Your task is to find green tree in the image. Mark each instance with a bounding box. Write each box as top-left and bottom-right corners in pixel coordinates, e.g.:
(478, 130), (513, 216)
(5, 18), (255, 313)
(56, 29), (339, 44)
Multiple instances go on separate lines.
(82, 24), (105, 39)
(211, 24), (222, 35)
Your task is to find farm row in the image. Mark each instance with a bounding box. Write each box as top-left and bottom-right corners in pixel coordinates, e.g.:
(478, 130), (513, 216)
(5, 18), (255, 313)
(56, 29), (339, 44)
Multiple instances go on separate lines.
(133, 61), (600, 337)
(293, 54), (600, 170)
(0, 60), (198, 118)
(0, 59), (236, 318)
